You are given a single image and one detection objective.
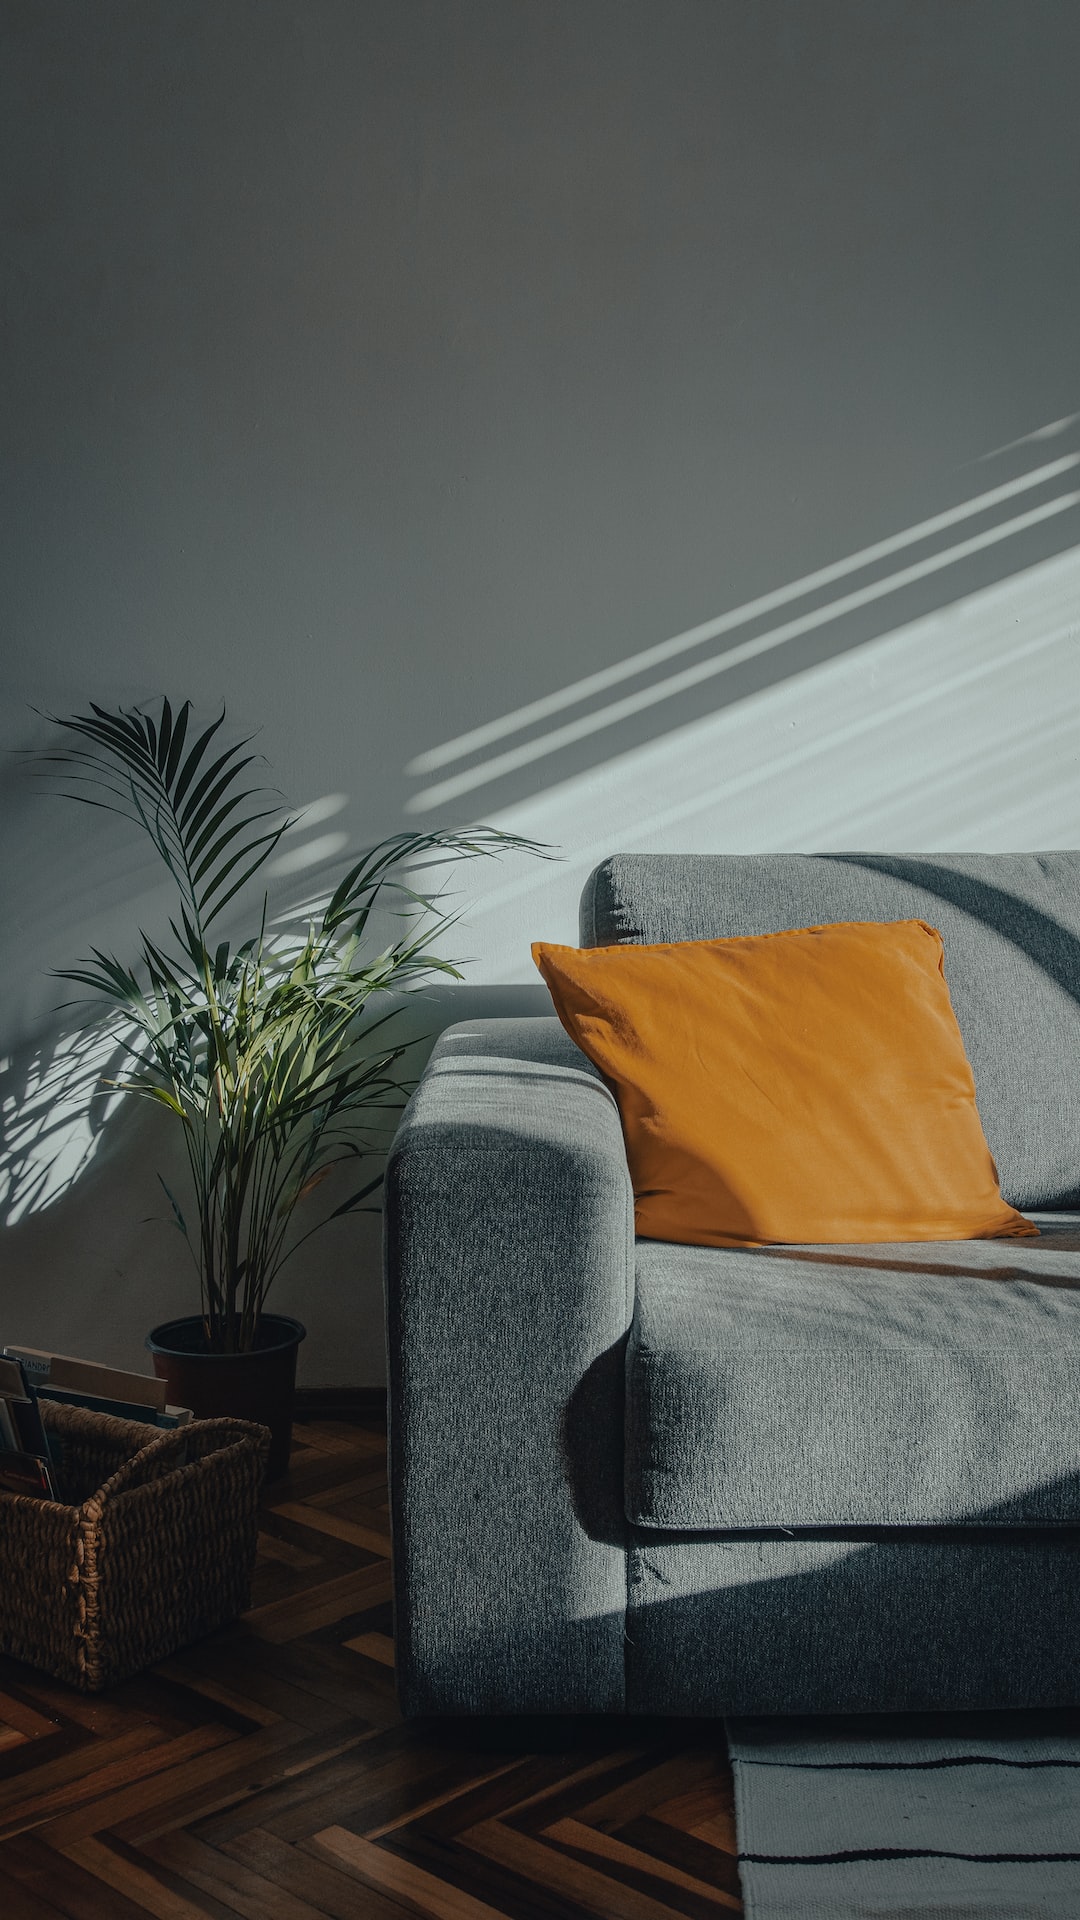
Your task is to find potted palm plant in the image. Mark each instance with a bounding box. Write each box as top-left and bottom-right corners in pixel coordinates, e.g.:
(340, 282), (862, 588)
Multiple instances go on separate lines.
(42, 697), (539, 1474)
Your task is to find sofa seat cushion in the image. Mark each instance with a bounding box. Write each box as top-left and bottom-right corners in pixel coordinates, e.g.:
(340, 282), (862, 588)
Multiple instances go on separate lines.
(625, 1217), (1080, 1529)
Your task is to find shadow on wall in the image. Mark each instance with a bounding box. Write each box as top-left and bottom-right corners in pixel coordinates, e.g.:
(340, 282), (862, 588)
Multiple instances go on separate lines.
(0, 979), (550, 1232)
(823, 853), (1080, 1009)
(0, 702), (552, 1227)
(5, 416), (1080, 1374)
(6, 412), (1078, 1047)
(0, 718), (548, 1379)
(430, 422), (1080, 985)
(0, 1017), (130, 1225)
(405, 421), (1080, 820)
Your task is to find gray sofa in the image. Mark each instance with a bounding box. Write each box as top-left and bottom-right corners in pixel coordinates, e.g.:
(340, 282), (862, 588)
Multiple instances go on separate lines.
(384, 852), (1080, 1717)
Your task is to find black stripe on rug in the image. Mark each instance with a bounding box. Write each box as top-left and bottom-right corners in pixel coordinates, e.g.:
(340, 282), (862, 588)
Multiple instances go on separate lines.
(756, 1754), (1080, 1770)
(741, 1848), (1080, 1865)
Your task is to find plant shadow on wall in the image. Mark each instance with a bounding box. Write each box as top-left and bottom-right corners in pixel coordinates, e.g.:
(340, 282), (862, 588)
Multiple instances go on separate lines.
(0, 1017), (132, 1228)
(1, 698), (545, 1365)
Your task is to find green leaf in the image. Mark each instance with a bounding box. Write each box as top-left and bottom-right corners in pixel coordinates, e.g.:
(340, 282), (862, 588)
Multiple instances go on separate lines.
(37, 696), (548, 1340)
(146, 1087), (191, 1119)
(163, 698), (191, 787)
(178, 741), (258, 832)
(191, 805), (286, 886)
(156, 695), (174, 774)
(200, 822), (290, 921)
(171, 708), (226, 813)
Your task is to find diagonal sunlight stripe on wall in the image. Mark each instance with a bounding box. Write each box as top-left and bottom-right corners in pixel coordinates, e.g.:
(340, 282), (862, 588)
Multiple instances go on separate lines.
(435, 538), (1080, 982)
(467, 606), (1080, 930)
(406, 451), (1080, 777)
(801, 704), (1080, 856)
(567, 617), (1077, 856)
(977, 413), (1080, 462)
(406, 489), (1080, 811)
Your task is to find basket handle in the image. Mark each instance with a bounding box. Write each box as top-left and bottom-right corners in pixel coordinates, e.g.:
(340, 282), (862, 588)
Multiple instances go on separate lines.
(85, 1417), (269, 1513)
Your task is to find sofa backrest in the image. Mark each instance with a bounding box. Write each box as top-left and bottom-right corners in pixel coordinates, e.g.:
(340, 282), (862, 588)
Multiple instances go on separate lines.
(580, 851), (1080, 1210)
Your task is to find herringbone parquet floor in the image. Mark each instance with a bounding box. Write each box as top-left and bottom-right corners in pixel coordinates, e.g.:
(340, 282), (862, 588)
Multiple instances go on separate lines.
(0, 1417), (743, 1918)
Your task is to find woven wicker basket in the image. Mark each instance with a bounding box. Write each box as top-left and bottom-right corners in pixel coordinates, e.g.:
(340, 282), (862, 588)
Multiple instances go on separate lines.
(0, 1399), (269, 1690)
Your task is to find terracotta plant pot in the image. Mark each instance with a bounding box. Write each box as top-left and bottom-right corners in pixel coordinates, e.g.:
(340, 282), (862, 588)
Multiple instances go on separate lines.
(146, 1313), (306, 1480)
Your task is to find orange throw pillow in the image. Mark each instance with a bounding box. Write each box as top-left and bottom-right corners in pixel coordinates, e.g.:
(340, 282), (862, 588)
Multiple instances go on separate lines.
(533, 921), (1035, 1246)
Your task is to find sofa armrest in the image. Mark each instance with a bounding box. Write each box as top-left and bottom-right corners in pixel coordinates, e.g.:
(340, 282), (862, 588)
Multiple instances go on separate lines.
(384, 1017), (634, 1714)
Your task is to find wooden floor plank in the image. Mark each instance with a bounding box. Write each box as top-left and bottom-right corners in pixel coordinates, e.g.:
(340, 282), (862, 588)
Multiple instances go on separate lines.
(543, 1817), (741, 1911)
(289, 1427), (375, 1459)
(651, 1778), (738, 1850)
(3, 1828), (164, 1920)
(0, 1728), (194, 1838)
(41, 1727), (279, 1844)
(360, 1760), (528, 1842)
(244, 1565), (394, 1643)
(0, 1870), (72, 1920)
(567, 1753), (722, 1835)
(0, 1688), (65, 1739)
(259, 1740), (503, 1847)
(304, 1470), (390, 1510)
(189, 1730), (397, 1844)
(157, 1642), (365, 1736)
(0, 1419), (742, 1919)
(124, 1730), (377, 1847)
(343, 1631), (396, 1667)
(256, 1637), (397, 1712)
(460, 1818), (710, 1920)
(308, 1824), (515, 1920)
(150, 1663), (284, 1732)
(144, 1829), (333, 1919)
(614, 1817), (744, 1905)
(2, 1674), (157, 1737)
(257, 1533), (325, 1571)
(0, 1726), (89, 1791)
(271, 1501), (392, 1557)
(223, 1827), (418, 1920)
(54, 1834), (229, 1920)
(507, 1749), (655, 1819)
(0, 1728), (163, 1819)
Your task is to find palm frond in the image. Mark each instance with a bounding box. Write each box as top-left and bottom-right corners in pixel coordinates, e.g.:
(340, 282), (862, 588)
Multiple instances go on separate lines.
(39, 695), (549, 1348)
(39, 698), (291, 934)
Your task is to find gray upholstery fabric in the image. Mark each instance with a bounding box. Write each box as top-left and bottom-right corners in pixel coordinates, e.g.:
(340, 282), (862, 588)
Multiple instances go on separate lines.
(627, 1220), (1080, 1528)
(385, 851), (1080, 1718)
(580, 851), (1080, 1208)
(626, 1531), (1080, 1715)
(384, 1017), (634, 1715)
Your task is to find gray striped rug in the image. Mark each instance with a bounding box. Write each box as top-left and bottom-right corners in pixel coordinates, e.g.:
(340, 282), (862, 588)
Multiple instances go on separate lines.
(726, 1712), (1080, 1918)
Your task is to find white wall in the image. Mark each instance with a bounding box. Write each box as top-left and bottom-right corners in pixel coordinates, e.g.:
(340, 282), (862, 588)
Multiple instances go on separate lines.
(2, 1), (1078, 1382)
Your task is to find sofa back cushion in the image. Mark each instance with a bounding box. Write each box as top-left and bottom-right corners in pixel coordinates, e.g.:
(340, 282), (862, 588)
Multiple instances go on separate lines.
(580, 852), (1080, 1209)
